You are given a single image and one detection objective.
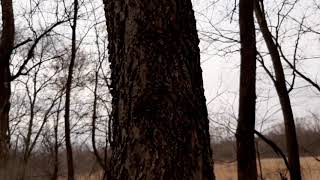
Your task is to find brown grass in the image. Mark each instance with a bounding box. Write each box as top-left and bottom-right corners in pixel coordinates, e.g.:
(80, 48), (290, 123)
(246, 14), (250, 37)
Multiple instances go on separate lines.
(59, 157), (320, 180)
(215, 157), (320, 180)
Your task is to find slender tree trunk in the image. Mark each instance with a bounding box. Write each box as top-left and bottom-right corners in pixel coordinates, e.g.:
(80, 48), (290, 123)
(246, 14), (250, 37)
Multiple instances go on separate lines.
(236, 0), (258, 179)
(104, 0), (214, 179)
(52, 98), (62, 180)
(64, 0), (78, 179)
(0, 0), (15, 168)
(256, 141), (264, 180)
(92, 69), (106, 169)
(254, 2), (301, 180)
(52, 120), (59, 180)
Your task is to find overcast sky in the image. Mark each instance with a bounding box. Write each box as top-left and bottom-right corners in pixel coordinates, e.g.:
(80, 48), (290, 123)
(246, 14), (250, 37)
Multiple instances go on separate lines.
(10, 0), (320, 137)
(192, 0), (320, 132)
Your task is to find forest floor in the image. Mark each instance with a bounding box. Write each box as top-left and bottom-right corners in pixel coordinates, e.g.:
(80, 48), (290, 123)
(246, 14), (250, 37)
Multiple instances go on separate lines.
(59, 157), (320, 180)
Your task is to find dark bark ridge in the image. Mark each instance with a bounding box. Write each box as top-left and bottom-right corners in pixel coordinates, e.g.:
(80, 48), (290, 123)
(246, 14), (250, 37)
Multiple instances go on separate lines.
(105, 0), (214, 179)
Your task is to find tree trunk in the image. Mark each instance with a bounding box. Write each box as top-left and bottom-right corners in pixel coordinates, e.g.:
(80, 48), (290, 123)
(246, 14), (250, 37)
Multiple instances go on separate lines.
(104, 0), (214, 179)
(64, 0), (78, 179)
(236, 0), (258, 179)
(51, 98), (61, 180)
(92, 70), (106, 169)
(254, 2), (301, 180)
(0, 0), (15, 167)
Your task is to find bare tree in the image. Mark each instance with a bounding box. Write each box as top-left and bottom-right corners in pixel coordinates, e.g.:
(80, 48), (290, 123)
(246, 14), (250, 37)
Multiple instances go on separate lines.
(18, 73), (63, 179)
(91, 62), (108, 172)
(52, 97), (63, 180)
(64, 0), (79, 179)
(254, 1), (302, 179)
(236, 0), (258, 179)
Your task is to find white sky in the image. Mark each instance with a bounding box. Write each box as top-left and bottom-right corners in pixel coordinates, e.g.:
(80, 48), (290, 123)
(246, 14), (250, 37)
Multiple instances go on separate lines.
(8, 0), (320, 138)
(193, 0), (320, 133)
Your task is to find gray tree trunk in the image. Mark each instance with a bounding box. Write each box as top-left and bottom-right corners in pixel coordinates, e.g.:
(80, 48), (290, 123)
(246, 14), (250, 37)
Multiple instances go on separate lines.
(104, 0), (214, 179)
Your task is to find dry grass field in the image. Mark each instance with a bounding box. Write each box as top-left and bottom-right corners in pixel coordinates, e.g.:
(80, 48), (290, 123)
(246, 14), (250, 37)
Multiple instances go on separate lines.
(215, 157), (320, 180)
(58, 157), (320, 180)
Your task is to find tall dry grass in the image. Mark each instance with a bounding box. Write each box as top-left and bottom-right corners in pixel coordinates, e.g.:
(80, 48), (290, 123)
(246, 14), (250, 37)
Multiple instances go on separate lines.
(215, 157), (320, 180)
(4, 157), (319, 180)
(68, 157), (320, 180)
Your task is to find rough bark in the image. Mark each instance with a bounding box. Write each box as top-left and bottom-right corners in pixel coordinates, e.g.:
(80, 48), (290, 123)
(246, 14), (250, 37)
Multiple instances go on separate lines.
(236, 0), (258, 179)
(104, 0), (214, 179)
(254, 1), (302, 179)
(64, 0), (78, 179)
(0, 0), (15, 167)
